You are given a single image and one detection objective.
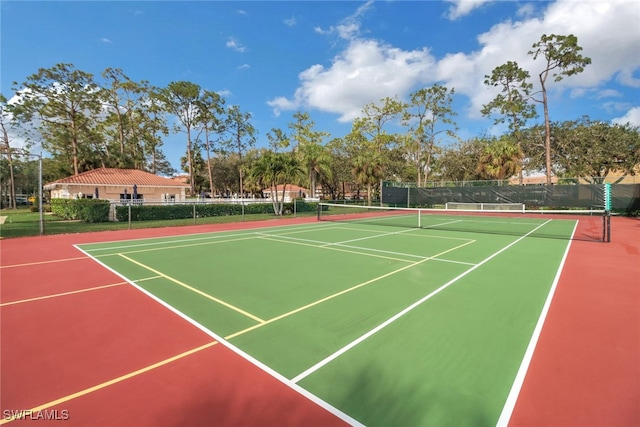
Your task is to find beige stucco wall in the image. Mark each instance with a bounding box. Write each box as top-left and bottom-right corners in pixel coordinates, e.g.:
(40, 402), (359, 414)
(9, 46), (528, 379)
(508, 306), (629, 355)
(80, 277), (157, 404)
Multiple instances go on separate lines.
(48, 184), (186, 202)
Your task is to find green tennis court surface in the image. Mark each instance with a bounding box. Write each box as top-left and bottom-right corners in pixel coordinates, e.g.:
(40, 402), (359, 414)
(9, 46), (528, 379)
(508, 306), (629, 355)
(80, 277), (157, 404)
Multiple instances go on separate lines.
(77, 214), (578, 426)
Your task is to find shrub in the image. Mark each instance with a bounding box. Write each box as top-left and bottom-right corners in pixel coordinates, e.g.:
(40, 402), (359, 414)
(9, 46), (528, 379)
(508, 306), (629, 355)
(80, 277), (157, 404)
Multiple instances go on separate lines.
(114, 200), (320, 221)
(50, 199), (110, 222)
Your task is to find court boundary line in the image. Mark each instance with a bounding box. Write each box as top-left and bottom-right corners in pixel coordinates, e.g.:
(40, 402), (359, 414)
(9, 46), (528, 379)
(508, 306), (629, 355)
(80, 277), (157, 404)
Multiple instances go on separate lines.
(80, 222), (336, 253)
(74, 244), (365, 427)
(495, 221), (578, 426)
(290, 218), (553, 384)
(89, 225), (339, 258)
(0, 342), (217, 425)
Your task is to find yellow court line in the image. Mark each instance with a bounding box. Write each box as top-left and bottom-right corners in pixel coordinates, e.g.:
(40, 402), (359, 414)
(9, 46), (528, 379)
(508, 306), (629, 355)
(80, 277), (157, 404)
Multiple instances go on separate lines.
(0, 342), (217, 425)
(118, 254), (266, 324)
(135, 275), (164, 282)
(0, 256), (89, 269)
(257, 235), (415, 263)
(0, 282), (128, 307)
(225, 239), (476, 340)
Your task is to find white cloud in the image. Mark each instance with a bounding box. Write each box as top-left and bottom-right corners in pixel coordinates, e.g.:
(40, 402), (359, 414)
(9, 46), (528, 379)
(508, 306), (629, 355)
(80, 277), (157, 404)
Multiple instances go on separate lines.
(595, 89), (623, 99)
(237, 64), (250, 70)
(438, 0), (640, 118)
(100, 38), (112, 44)
(446, 0), (493, 20)
(612, 107), (640, 126)
(268, 39), (435, 122)
(284, 16), (297, 27)
(516, 3), (537, 19)
(314, 0), (374, 40)
(270, 0), (640, 126)
(226, 37), (246, 53)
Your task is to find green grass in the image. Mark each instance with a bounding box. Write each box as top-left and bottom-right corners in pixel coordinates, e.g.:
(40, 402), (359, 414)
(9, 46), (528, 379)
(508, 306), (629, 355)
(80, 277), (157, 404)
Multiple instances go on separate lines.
(0, 208), (317, 239)
(78, 218), (575, 426)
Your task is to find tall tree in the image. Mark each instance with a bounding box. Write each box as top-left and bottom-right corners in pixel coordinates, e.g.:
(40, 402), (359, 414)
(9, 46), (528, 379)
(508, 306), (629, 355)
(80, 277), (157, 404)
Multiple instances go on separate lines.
(141, 87), (170, 174)
(403, 85), (458, 185)
(352, 96), (405, 204)
(323, 137), (354, 200)
(437, 137), (488, 182)
(288, 112), (330, 198)
(528, 33), (592, 184)
(157, 81), (202, 195)
(223, 105), (256, 197)
(266, 128), (290, 152)
(552, 117), (640, 183)
(11, 63), (104, 175)
(0, 94), (17, 208)
(101, 67), (141, 167)
(481, 61), (537, 184)
(195, 90), (225, 197)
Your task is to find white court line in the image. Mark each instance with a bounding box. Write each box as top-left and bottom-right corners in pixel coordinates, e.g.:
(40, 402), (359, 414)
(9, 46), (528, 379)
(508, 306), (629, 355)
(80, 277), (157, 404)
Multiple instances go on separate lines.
(336, 226), (475, 241)
(290, 218), (553, 384)
(257, 231), (478, 265)
(257, 232), (430, 262)
(73, 243), (364, 427)
(256, 235), (415, 263)
(495, 221), (578, 427)
(81, 222), (336, 252)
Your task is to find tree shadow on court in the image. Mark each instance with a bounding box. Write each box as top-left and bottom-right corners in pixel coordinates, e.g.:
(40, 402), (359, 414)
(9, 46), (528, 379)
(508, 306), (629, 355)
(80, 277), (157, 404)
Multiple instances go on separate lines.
(333, 361), (493, 426)
(156, 361), (493, 426)
(157, 377), (349, 427)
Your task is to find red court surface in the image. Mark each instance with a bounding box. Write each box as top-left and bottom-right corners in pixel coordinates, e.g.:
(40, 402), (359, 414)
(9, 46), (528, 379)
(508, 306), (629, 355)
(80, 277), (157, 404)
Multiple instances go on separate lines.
(1, 216), (638, 426)
(1, 218), (349, 427)
(509, 216), (640, 426)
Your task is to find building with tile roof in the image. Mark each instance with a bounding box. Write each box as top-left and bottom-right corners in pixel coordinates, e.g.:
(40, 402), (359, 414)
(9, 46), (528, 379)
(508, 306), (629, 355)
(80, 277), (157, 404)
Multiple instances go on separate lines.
(44, 168), (189, 202)
(261, 184), (312, 202)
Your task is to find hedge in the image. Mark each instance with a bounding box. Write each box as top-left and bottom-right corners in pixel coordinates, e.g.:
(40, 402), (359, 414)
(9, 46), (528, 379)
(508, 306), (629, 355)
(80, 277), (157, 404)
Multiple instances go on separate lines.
(50, 199), (111, 222)
(115, 200), (319, 222)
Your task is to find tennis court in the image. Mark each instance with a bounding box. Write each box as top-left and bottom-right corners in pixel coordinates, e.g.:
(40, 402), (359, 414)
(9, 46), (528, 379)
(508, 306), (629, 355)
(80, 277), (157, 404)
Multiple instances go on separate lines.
(73, 206), (590, 426)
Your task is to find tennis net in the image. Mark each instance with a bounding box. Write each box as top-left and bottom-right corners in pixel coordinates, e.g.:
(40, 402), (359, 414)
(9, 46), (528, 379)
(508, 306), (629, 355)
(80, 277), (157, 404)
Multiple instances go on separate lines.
(317, 203), (610, 242)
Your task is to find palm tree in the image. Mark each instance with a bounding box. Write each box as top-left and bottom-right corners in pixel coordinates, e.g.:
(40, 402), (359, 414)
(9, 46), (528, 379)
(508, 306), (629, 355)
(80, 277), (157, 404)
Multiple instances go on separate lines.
(298, 141), (332, 198)
(250, 151), (302, 216)
(353, 150), (384, 205)
(475, 137), (522, 183)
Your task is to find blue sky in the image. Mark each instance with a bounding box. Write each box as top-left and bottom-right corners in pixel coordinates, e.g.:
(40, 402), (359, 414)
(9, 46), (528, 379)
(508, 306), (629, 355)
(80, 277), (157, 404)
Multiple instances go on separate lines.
(2, 0), (639, 170)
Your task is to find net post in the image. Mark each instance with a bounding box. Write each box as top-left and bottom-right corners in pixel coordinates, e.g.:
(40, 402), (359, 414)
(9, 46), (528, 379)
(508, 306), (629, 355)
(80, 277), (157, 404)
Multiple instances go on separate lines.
(418, 209), (421, 228)
(317, 202), (321, 221)
(603, 183), (612, 243)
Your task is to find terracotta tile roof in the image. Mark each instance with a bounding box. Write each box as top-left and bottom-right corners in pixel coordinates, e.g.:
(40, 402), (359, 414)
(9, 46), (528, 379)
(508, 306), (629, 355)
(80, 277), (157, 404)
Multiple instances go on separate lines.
(44, 168), (189, 188)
